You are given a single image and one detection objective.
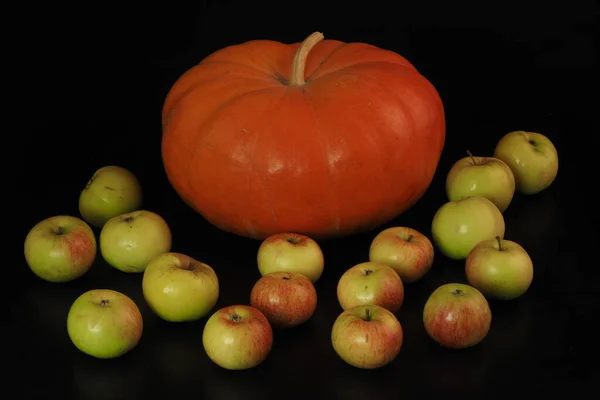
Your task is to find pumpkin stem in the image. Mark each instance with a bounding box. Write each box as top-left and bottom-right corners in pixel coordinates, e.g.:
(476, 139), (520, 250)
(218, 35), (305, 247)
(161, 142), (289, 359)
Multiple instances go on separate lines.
(289, 32), (325, 87)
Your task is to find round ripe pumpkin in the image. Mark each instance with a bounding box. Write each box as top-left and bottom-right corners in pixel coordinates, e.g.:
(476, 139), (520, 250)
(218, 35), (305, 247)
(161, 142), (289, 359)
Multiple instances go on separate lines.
(161, 32), (445, 240)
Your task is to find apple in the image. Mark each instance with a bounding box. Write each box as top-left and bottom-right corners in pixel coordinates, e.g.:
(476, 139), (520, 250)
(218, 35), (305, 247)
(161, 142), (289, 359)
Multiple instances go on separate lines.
(250, 271), (317, 328)
(67, 289), (143, 359)
(257, 232), (324, 283)
(24, 215), (96, 283)
(465, 236), (534, 300)
(493, 130), (559, 195)
(202, 305), (273, 370)
(336, 261), (404, 313)
(99, 210), (172, 273)
(142, 252), (219, 322)
(431, 196), (505, 260)
(446, 150), (516, 212)
(423, 283), (492, 349)
(331, 304), (403, 369)
(368, 226), (434, 283)
(79, 165), (143, 228)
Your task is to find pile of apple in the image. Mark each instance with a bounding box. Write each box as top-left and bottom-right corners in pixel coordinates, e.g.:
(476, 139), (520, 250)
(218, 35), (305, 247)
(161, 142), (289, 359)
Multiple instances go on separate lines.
(23, 130), (559, 370)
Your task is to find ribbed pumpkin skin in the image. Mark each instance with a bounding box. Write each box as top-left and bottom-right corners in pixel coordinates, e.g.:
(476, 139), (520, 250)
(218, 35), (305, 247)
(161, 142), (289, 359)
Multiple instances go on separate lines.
(161, 34), (445, 240)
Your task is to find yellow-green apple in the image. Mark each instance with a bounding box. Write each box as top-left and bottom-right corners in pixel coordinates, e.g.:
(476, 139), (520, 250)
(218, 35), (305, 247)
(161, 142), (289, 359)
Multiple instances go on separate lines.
(79, 165), (143, 228)
(431, 196), (505, 260)
(250, 271), (317, 328)
(368, 226), (434, 283)
(336, 262), (404, 313)
(142, 252), (219, 322)
(202, 305), (273, 370)
(423, 283), (491, 349)
(24, 215), (96, 282)
(331, 304), (403, 369)
(67, 289), (143, 359)
(446, 151), (516, 212)
(257, 232), (324, 283)
(99, 210), (171, 273)
(493, 130), (559, 195)
(465, 236), (534, 300)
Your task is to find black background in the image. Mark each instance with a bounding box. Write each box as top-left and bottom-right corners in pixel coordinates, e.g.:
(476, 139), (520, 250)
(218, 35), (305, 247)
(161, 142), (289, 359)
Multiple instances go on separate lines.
(12, 1), (597, 399)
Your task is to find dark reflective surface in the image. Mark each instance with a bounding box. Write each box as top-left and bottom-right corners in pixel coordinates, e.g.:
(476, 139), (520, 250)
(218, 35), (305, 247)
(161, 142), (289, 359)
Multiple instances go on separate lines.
(14, 3), (595, 399)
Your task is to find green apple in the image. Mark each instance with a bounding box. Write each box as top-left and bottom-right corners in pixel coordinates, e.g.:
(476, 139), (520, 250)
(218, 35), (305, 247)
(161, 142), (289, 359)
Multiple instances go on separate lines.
(79, 165), (143, 228)
(493, 131), (559, 195)
(202, 305), (273, 370)
(368, 226), (435, 283)
(331, 304), (403, 369)
(67, 289), (143, 359)
(24, 215), (96, 282)
(257, 232), (324, 283)
(336, 262), (404, 313)
(446, 151), (516, 212)
(100, 210), (172, 273)
(465, 236), (534, 300)
(431, 196), (505, 260)
(142, 252), (219, 322)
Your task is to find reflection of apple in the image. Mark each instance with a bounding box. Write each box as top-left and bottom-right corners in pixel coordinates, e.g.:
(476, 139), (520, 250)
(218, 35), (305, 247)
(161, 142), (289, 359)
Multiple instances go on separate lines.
(368, 226), (434, 283)
(202, 305), (273, 370)
(142, 252), (219, 322)
(99, 210), (172, 273)
(431, 196), (505, 260)
(257, 232), (324, 283)
(423, 283), (492, 349)
(493, 130), (559, 195)
(465, 236), (534, 300)
(67, 289), (143, 359)
(250, 271), (317, 328)
(24, 215), (96, 282)
(79, 165), (143, 228)
(446, 151), (516, 212)
(336, 262), (404, 313)
(331, 304), (403, 369)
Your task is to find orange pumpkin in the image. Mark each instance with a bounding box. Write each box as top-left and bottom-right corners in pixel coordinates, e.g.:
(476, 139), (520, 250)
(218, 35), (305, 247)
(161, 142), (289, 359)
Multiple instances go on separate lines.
(161, 32), (445, 240)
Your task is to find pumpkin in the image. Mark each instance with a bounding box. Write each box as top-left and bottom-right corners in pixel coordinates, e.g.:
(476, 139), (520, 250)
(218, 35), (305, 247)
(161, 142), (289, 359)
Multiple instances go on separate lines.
(161, 32), (445, 240)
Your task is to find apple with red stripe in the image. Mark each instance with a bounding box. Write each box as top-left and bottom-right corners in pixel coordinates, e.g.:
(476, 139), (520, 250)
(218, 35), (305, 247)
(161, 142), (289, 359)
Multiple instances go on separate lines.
(24, 215), (97, 282)
(337, 261), (404, 313)
(250, 271), (317, 328)
(423, 283), (492, 349)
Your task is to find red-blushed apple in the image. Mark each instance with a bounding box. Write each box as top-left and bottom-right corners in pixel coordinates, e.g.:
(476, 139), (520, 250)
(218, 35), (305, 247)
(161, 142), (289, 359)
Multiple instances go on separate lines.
(423, 283), (492, 349)
(99, 210), (172, 273)
(24, 215), (97, 283)
(257, 232), (324, 283)
(250, 271), (317, 328)
(331, 304), (403, 369)
(79, 165), (143, 228)
(142, 252), (219, 322)
(67, 289), (143, 359)
(465, 236), (534, 300)
(368, 226), (434, 283)
(445, 151), (516, 212)
(493, 130), (559, 195)
(202, 305), (273, 370)
(336, 261), (404, 313)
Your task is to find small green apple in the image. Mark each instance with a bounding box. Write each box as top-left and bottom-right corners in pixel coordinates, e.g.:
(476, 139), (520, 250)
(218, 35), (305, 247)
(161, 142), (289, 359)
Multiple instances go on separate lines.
(79, 165), (143, 228)
(431, 196), (505, 260)
(493, 131), (559, 195)
(142, 252), (219, 322)
(67, 289), (143, 359)
(100, 210), (172, 273)
(24, 215), (96, 282)
(446, 151), (516, 212)
(465, 236), (534, 300)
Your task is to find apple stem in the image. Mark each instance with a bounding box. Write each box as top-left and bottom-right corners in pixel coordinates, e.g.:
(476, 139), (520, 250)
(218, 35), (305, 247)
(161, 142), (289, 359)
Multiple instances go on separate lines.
(364, 269), (373, 276)
(406, 234), (413, 242)
(99, 299), (110, 307)
(452, 289), (464, 296)
(230, 313), (242, 323)
(496, 236), (503, 251)
(123, 216), (134, 223)
(364, 308), (372, 321)
(466, 150), (477, 165)
(55, 226), (66, 235)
